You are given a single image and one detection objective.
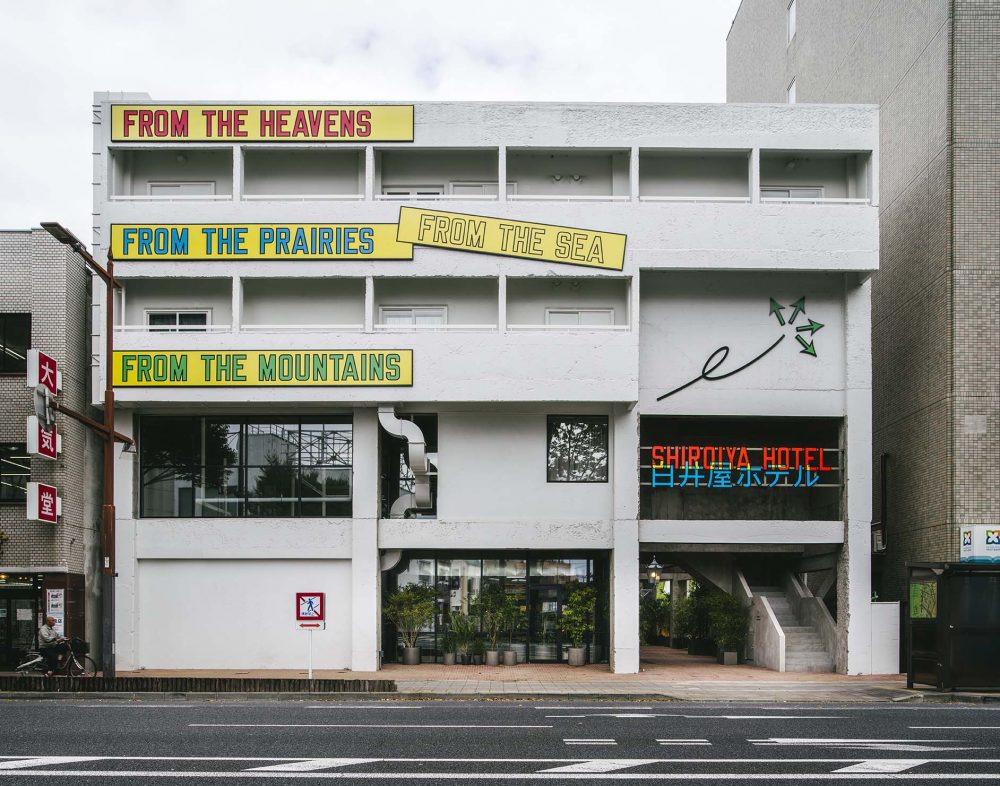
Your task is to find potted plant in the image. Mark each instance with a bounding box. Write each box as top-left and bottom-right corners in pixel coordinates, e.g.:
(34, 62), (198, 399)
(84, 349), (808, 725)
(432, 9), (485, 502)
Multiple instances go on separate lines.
(383, 583), (437, 665)
(471, 635), (485, 665)
(675, 584), (715, 656)
(441, 626), (457, 666)
(640, 591), (671, 645)
(707, 592), (750, 665)
(449, 611), (476, 665)
(503, 601), (526, 666)
(559, 583), (597, 666)
(474, 584), (510, 667)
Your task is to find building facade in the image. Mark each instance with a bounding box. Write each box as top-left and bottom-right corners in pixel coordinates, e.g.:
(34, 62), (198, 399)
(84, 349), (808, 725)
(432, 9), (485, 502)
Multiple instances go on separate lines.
(94, 95), (880, 674)
(728, 0), (999, 601)
(0, 228), (101, 668)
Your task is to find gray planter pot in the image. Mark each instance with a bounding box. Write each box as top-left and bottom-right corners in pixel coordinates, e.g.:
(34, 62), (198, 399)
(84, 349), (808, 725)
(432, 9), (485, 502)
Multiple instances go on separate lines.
(718, 650), (738, 666)
(567, 646), (587, 667)
(402, 646), (421, 665)
(443, 652), (456, 666)
(485, 650), (500, 667)
(502, 649), (517, 666)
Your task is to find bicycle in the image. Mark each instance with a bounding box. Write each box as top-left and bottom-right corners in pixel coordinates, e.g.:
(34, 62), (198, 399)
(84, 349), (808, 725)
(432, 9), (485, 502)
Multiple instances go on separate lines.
(15, 637), (98, 677)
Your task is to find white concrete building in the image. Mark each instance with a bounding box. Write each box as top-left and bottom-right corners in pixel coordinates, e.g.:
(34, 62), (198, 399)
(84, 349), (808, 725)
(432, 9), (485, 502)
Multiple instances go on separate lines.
(93, 95), (879, 674)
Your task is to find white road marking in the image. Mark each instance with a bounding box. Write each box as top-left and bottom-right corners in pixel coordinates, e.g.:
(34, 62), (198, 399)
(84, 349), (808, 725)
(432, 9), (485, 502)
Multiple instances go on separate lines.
(833, 760), (929, 774)
(2, 770), (1000, 779)
(563, 739), (617, 746)
(190, 723), (552, 729)
(912, 727), (1000, 730)
(0, 758), (102, 770)
(535, 706), (654, 710)
(750, 738), (984, 753)
(538, 759), (658, 773)
(657, 739), (711, 745)
(307, 706), (422, 710)
(547, 714), (659, 719)
(246, 759), (381, 772)
(546, 714), (845, 720)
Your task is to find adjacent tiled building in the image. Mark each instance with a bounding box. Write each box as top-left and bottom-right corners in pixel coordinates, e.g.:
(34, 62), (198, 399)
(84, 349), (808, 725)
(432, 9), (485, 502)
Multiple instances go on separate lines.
(0, 228), (102, 667)
(727, 0), (999, 601)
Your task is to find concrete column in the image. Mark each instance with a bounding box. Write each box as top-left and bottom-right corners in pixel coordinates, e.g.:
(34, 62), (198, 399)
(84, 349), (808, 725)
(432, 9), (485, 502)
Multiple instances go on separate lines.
(231, 276), (242, 333)
(364, 277), (374, 333)
(113, 411), (138, 669)
(498, 275), (507, 334)
(498, 146), (507, 203)
(232, 145), (243, 202)
(629, 146), (640, 201)
(364, 147), (375, 201)
(749, 148), (760, 204)
(611, 405), (640, 673)
(351, 407), (381, 671)
(841, 275), (873, 674)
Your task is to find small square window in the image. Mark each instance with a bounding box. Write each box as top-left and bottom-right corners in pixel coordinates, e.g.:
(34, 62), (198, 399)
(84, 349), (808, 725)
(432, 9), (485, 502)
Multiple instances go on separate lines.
(0, 314), (30, 374)
(146, 311), (209, 332)
(547, 416), (609, 483)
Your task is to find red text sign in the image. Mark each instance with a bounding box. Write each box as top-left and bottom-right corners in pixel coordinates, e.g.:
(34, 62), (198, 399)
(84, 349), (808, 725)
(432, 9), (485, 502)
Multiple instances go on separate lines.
(26, 416), (59, 460)
(27, 349), (59, 395)
(27, 482), (60, 523)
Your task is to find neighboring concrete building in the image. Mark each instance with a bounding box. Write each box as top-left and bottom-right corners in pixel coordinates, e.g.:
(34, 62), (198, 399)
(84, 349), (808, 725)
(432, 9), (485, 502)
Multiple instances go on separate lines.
(727, 0), (999, 601)
(93, 95), (881, 674)
(0, 228), (101, 668)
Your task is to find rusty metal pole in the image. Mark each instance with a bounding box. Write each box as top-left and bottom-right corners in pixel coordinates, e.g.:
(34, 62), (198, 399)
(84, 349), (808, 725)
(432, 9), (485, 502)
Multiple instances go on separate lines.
(101, 253), (116, 679)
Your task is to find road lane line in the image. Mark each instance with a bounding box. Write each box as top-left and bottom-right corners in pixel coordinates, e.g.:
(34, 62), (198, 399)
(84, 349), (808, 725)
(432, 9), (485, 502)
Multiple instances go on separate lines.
(911, 727), (1000, 730)
(657, 739), (711, 745)
(538, 759), (659, 773)
(190, 723), (552, 729)
(3, 770), (1000, 779)
(832, 760), (930, 774)
(306, 706), (422, 710)
(246, 759), (381, 772)
(0, 758), (102, 770)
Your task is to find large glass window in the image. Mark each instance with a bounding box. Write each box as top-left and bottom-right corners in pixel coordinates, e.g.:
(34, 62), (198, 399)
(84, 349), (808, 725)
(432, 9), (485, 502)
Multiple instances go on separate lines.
(0, 444), (29, 502)
(139, 416), (352, 517)
(546, 416), (609, 483)
(0, 314), (30, 374)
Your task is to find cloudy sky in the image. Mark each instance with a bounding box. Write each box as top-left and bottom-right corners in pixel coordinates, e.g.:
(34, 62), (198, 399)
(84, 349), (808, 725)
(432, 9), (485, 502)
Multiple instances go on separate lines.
(1, 1), (741, 242)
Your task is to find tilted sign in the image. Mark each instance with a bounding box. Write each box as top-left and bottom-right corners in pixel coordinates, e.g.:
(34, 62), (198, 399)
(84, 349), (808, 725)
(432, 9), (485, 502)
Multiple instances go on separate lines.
(111, 104), (414, 142)
(110, 224), (413, 262)
(396, 207), (627, 271)
(113, 350), (413, 387)
(27, 482), (61, 524)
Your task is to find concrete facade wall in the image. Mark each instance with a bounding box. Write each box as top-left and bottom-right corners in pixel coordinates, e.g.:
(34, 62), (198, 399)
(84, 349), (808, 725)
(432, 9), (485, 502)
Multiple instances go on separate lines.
(727, 0), (998, 603)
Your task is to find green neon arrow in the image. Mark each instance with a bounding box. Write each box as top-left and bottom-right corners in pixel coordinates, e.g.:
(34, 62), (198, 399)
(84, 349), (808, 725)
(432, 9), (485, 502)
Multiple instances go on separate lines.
(788, 296), (807, 324)
(795, 318), (824, 335)
(796, 334), (818, 357)
(768, 298), (786, 326)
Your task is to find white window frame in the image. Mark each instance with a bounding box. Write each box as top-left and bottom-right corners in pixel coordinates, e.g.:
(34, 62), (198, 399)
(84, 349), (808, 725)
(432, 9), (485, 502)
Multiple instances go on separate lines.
(760, 185), (826, 201)
(378, 305), (448, 326)
(146, 181), (217, 196)
(145, 309), (212, 332)
(787, 0), (796, 43)
(544, 307), (615, 327)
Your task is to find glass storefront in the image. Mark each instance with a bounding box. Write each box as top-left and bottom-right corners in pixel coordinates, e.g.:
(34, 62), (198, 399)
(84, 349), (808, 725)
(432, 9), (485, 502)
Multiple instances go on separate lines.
(385, 551), (608, 664)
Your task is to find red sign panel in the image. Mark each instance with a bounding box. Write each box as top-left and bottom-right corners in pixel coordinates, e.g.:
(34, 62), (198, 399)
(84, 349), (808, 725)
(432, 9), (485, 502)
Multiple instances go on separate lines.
(27, 349), (59, 395)
(27, 416), (58, 460)
(296, 592), (325, 622)
(27, 482), (60, 524)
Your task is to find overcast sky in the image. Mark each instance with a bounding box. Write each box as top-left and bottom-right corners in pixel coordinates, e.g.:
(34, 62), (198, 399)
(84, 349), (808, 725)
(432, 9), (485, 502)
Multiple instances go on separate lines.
(1, 0), (741, 243)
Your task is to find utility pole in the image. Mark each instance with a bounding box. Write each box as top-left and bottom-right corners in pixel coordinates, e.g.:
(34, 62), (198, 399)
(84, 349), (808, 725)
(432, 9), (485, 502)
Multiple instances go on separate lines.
(41, 222), (132, 679)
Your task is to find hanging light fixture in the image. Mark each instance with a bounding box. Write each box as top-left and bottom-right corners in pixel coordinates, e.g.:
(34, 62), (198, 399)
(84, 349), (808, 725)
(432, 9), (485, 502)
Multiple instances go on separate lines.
(646, 555), (663, 583)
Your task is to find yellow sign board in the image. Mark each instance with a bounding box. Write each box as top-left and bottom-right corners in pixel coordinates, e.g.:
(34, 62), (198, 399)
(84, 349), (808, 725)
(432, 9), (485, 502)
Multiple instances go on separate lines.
(113, 350), (413, 387)
(396, 207), (626, 271)
(110, 224), (412, 261)
(111, 104), (414, 142)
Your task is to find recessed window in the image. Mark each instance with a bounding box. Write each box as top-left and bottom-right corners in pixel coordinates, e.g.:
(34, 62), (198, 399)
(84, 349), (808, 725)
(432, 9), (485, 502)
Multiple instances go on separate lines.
(545, 308), (614, 327)
(381, 185), (445, 197)
(0, 314), (30, 374)
(787, 0), (796, 43)
(146, 311), (210, 332)
(139, 416), (353, 518)
(448, 182), (518, 197)
(761, 186), (824, 200)
(547, 416), (609, 483)
(787, 78), (797, 104)
(147, 181), (217, 196)
(0, 443), (29, 502)
(379, 306), (448, 326)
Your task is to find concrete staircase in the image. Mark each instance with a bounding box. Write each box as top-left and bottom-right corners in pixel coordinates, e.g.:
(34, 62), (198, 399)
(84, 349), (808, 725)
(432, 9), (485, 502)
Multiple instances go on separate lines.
(750, 586), (834, 673)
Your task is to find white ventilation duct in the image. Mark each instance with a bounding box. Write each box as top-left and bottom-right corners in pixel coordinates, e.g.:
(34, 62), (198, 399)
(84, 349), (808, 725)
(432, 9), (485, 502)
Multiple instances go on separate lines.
(378, 406), (433, 516)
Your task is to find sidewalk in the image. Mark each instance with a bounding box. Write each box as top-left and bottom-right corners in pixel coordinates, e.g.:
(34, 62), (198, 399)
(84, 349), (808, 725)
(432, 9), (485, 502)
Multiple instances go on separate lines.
(105, 647), (914, 702)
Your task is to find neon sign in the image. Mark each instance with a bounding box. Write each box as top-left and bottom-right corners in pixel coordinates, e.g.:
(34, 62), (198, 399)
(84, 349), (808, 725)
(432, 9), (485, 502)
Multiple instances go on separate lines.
(649, 444), (839, 490)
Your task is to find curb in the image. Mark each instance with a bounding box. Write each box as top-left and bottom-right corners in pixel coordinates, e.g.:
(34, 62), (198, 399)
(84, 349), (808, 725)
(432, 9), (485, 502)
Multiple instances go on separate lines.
(894, 691), (1000, 704)
(0, 675), (395, 695)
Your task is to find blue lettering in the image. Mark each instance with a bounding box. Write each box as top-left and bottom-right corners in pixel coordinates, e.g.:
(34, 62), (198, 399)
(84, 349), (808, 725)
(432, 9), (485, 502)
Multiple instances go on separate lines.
(358, 226), (374, 254)
(122, 228), (137, 254)
(259, 227), (275, 252)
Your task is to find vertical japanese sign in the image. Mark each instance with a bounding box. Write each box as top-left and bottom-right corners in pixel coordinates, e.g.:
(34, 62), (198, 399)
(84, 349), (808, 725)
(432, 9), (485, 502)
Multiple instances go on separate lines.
(27, 349), (60, 394)
(27, 416), (60, 460)
(27, 482), (61, 524)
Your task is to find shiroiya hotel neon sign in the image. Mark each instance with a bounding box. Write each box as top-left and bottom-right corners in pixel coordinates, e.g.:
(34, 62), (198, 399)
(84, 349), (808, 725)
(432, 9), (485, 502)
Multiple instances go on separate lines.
(649, 444), (839, 490)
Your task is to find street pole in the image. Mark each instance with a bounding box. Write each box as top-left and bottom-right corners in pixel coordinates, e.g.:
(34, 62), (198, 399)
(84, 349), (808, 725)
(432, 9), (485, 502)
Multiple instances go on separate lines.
(41, 222), (130, 679)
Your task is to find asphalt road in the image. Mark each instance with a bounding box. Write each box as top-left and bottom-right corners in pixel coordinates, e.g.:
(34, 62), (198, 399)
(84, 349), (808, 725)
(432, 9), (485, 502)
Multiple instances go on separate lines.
(1, 698), (999, 783)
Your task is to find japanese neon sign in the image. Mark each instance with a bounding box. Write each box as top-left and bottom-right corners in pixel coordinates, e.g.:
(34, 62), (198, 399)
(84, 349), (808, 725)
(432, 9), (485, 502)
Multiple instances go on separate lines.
(648, 444), (839, 490)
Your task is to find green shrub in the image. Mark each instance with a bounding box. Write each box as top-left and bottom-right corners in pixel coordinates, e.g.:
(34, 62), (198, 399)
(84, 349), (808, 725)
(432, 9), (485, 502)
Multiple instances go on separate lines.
(448, 611), (477, 656)
(674, 583), (712, 641)
(706, 592), (750, 652)
(383, 583), (436, 649)
(473, 583), (518, 650)
(639, 592), (671, 644)
(559, 582), (597, 648)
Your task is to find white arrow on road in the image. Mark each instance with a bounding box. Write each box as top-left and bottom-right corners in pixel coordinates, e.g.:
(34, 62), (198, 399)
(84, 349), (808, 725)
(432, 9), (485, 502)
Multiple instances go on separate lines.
(539, 759), (660, 773)
(750, 738), (986, 752)
(832, 760), (929, 774)
(0, 758), (102, 770)
(247, 758), (381, 772)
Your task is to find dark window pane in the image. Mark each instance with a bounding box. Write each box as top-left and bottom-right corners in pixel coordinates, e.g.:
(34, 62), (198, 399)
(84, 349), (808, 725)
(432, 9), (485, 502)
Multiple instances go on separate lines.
(246, 463), (297, 517)
(194, 466), (241, 517)
(140, 417), (200, 467)
(204, 420), (241, 467)
(0, 314), (30, 374)
(300, 422), (352, 466)
(141, 467), (195, 517)
(299, 467), (352, 516)
(147, 313), (177, 332)
(0, 443), (29, 502)
(178, 313), (208, 327)
(547, 417), (609, 482)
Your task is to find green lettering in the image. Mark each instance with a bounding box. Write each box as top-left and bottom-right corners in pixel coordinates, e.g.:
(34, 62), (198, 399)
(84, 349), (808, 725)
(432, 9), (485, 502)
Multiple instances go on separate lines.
(137, 354), (153, 382)
(277, 354), (293, 382)
(368, 352), (383, 381)
(385, 353), (400, 381)
(312, 353), (327, 382)
(342, 353), (359, 381)
(169, 354), (187, 382)
(259, 353), (276, 382)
